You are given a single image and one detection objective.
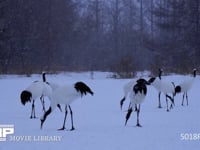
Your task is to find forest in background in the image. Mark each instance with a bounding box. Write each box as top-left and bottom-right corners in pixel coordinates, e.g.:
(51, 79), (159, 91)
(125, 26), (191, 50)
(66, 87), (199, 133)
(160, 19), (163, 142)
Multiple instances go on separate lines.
(0, 0), (200, 75)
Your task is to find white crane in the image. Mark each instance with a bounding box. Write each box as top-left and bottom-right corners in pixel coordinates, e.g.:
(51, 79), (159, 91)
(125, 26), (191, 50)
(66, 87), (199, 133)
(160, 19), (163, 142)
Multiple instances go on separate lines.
(20, 80), (52, 118)
(149, 68), (163, 108)
(149, 76), (175, 112)
(175, 69), (197, 106)
(125, 78), (150, 127)
(20, 72), (62, 118)
(40, 81), (94, 130)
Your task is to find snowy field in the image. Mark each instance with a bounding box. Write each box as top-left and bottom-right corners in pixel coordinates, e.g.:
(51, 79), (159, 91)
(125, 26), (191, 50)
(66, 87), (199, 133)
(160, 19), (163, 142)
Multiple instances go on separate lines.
(0, 72), (200, 150)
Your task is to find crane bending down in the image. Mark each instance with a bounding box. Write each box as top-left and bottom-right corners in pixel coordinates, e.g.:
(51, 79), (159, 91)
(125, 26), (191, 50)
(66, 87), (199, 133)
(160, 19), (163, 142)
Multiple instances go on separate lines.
(40, 81), (94, 130)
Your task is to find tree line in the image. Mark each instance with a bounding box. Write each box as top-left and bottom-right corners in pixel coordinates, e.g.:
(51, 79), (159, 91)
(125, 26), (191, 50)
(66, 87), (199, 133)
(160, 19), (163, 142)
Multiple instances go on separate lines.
(0, 0), (199, 75)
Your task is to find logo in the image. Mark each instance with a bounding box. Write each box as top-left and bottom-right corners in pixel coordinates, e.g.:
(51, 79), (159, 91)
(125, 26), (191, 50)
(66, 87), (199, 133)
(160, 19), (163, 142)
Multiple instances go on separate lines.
(0, 125), (14, 141)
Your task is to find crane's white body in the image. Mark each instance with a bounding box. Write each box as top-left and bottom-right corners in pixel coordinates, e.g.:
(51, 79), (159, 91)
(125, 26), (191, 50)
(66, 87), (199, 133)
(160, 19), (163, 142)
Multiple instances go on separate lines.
(49, 84), (82, 110)
(26, 81), (52, 100)
(123, 80), (136, 98)
(160, 80), (175, 94)
(150, 77), (162, 92)
(129, 90), (146, 105)
(178, 77), (195, 93)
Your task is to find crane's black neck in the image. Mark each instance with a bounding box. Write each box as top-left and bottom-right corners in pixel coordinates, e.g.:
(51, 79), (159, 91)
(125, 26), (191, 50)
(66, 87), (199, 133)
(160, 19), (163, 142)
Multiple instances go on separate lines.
(193, 69), (197, 78)
(42, 72), (46, 82)
(158, 68), (162, 80)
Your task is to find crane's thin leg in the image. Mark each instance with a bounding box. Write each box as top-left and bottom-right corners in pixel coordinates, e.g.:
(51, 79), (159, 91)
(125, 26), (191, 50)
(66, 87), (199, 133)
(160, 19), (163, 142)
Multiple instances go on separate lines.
(30, 100), (36, 119)
(166, 96), (169, 112)
(136, 104), (142, 127)
(58, 105), (68, 130)
(182, 93), (185, 106)
(166, 94), (174, 111)
(40, 96), (46, 112)
(68, 105), (75, 131)
(158, 92), (162, 108)
(170, 94), (175, 109)
(134, 104), (138, 112)
(186, 92), (189, 106)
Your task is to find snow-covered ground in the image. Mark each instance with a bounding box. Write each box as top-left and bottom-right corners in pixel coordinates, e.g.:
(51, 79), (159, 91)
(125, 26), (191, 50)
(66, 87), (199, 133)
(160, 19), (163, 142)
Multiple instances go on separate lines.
(0, 72), (200, 150)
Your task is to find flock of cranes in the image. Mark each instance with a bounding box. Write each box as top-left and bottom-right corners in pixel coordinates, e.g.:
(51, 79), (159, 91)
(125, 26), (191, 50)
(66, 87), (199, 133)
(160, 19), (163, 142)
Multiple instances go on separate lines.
(20, 69), (197, 130)
(120, 68), (196, 127)
(20, 72), (93, 130)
